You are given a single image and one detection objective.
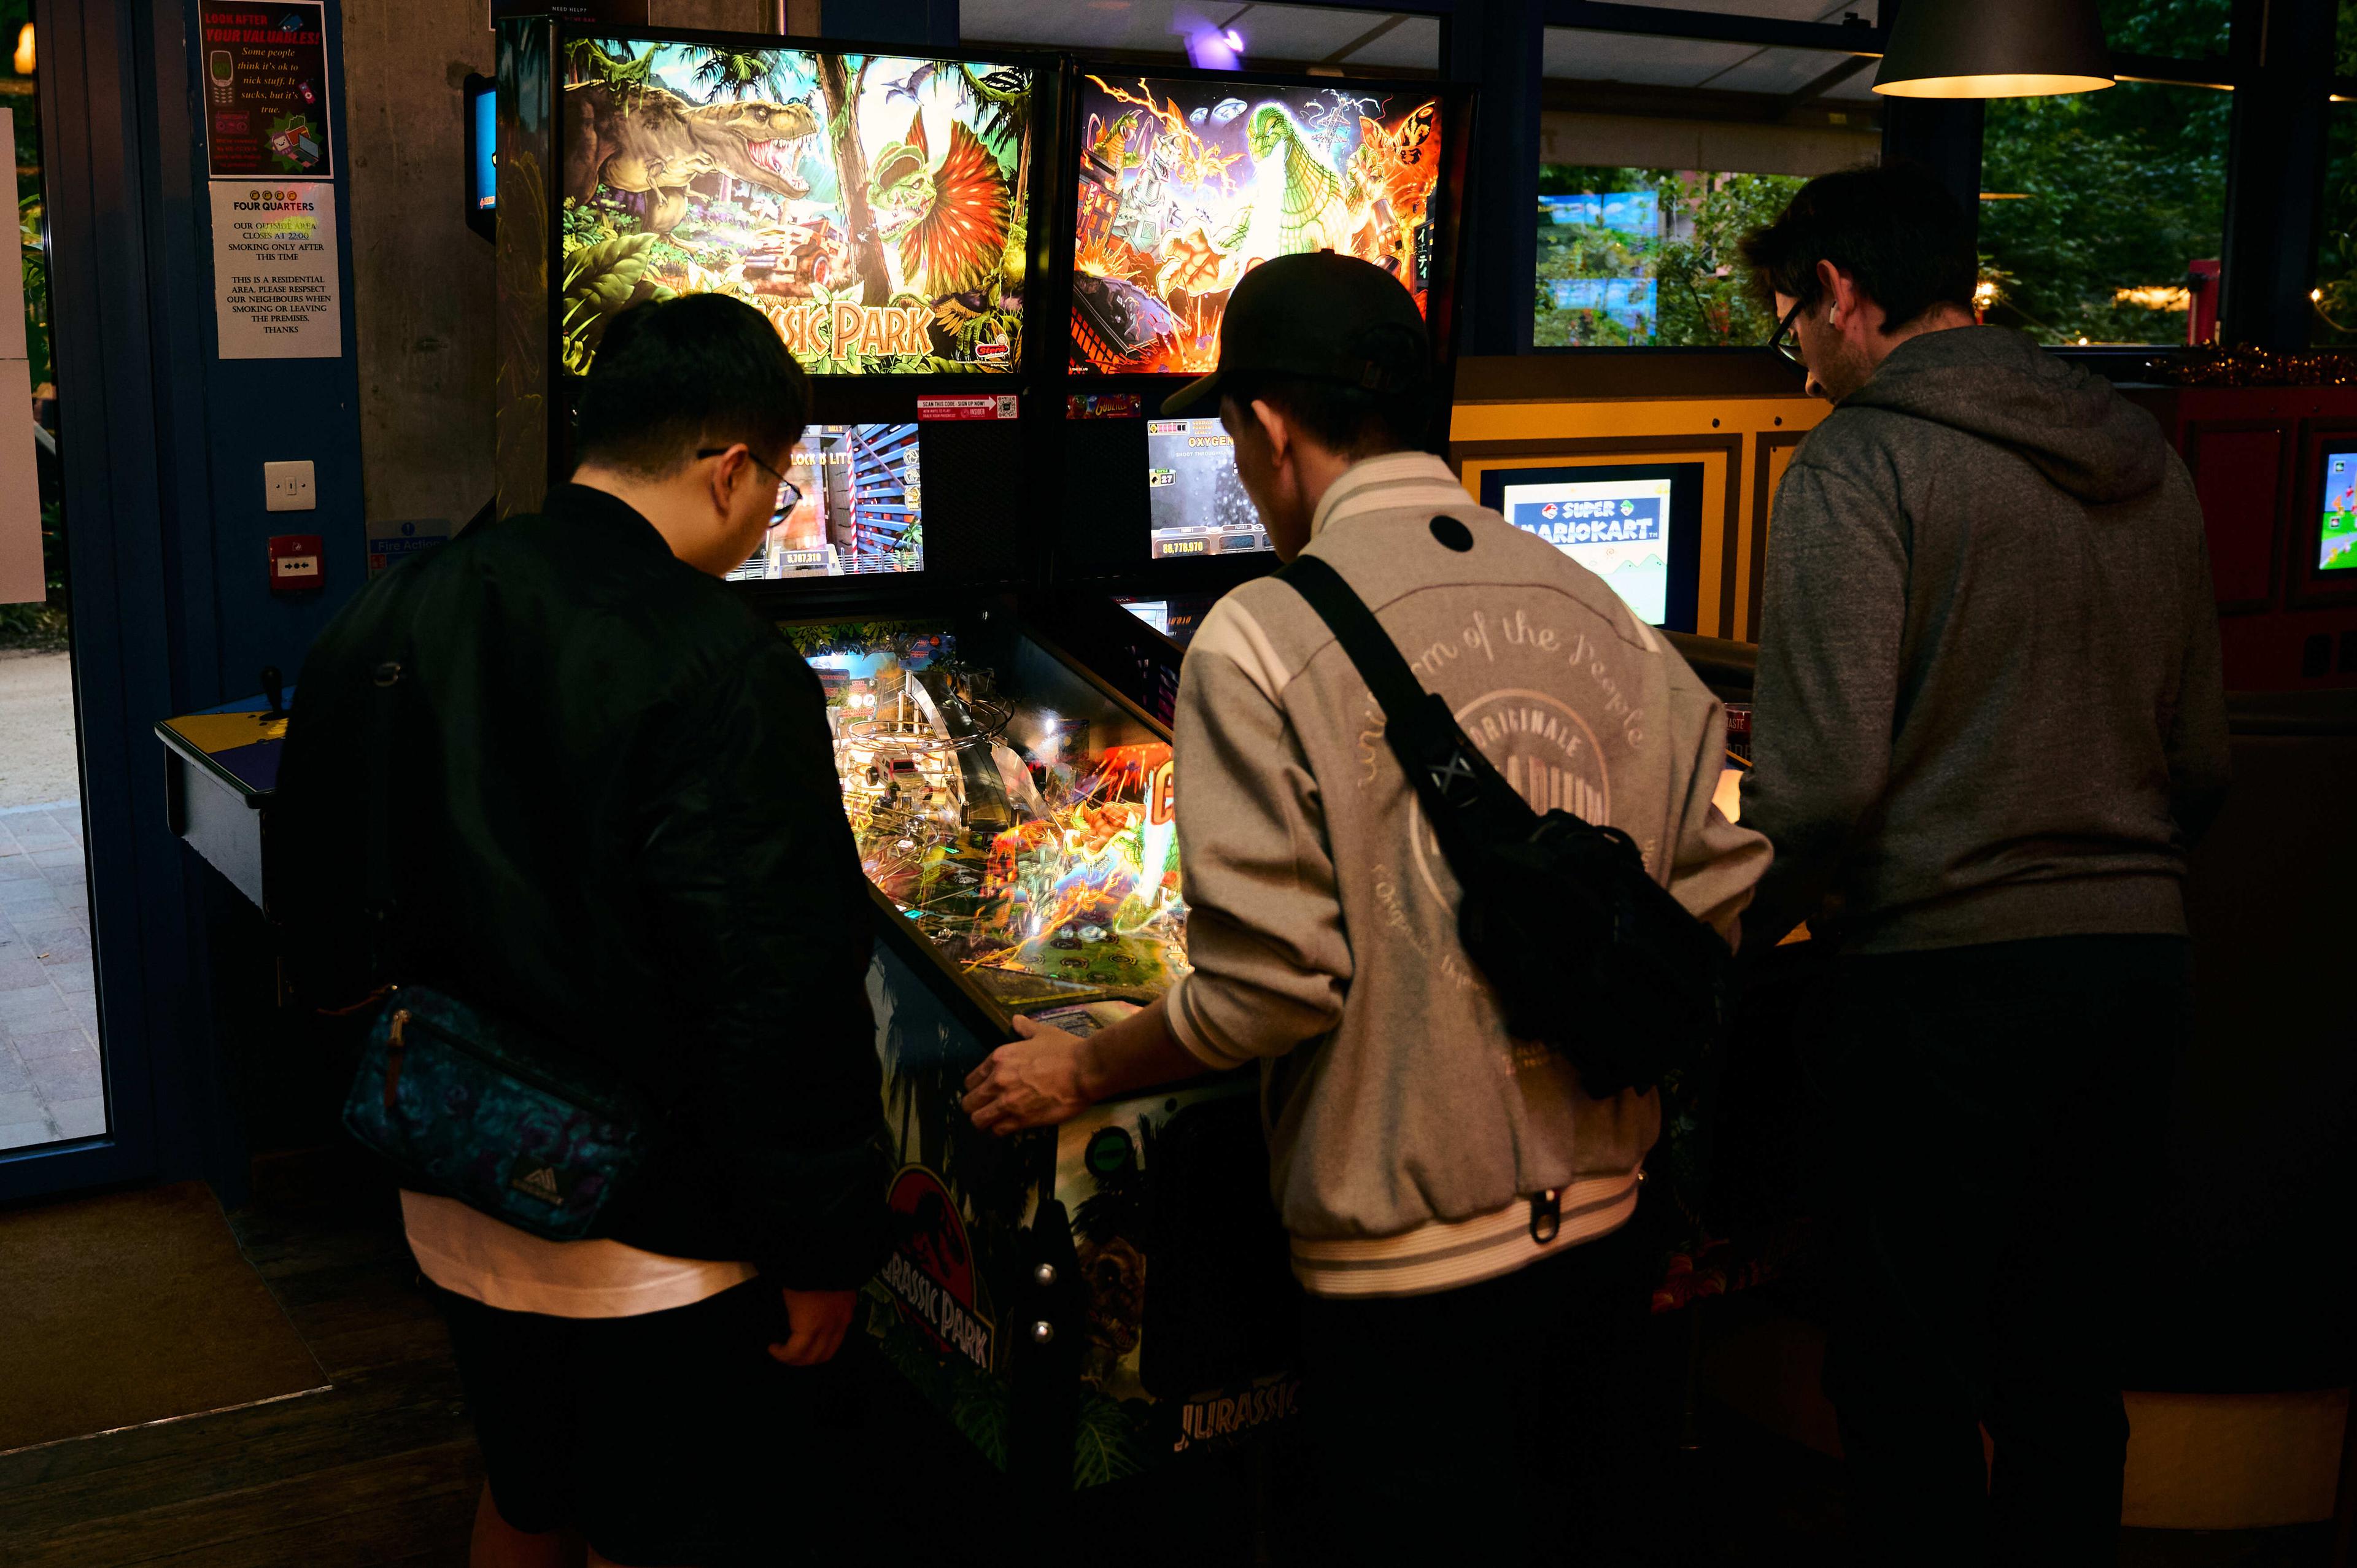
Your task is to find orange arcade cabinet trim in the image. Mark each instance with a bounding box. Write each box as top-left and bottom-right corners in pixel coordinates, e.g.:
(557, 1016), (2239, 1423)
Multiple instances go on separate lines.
(1447, 354), (1827, 644)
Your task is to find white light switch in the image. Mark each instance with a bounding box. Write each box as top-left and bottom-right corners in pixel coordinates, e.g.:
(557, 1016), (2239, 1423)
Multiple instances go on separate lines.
(265, 460), (317, 512)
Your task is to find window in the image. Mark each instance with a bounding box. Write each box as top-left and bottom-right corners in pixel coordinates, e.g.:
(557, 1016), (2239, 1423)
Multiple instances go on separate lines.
(2100, 0), (2230, 64)
(1536, 26), (1879, 347)
(2315, 3), (2357, 344)
(1978, 81), (2229, 346)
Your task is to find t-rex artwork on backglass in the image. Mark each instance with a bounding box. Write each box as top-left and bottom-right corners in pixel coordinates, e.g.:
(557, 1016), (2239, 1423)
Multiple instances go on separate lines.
(561, 39), (1032, 377)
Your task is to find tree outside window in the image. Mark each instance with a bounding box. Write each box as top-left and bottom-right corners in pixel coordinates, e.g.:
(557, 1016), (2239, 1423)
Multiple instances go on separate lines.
(1535, 166), (1806, 349)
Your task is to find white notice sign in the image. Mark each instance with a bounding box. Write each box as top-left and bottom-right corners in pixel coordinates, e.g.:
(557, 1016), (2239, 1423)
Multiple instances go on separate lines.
(210, 180), (342, 358)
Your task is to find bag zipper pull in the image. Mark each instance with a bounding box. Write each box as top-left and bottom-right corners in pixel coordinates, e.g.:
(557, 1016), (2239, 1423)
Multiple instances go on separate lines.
(1529, 1188), (1561, 1245)
(384, 1008), (410, 1111)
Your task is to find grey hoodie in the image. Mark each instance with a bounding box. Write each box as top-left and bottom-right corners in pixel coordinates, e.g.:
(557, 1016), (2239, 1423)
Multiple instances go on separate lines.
(1743, 326), (2231, 952)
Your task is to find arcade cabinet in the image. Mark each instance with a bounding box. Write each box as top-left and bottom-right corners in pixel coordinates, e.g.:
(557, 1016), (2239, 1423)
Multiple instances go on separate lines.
(495, 20), (1295, 1489)
(1039, 65), (1474, 722)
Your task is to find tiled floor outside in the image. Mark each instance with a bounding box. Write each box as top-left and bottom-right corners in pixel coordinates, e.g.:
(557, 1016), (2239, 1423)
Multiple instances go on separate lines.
(0, 800), (101, 1152)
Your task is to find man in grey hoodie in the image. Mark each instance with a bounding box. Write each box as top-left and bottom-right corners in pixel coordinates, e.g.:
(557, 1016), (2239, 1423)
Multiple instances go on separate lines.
(1739, 164), (2232, 1561)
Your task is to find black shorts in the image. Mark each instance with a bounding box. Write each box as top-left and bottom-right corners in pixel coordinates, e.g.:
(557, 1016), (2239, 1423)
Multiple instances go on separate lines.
(438, 1280), (856, 1566)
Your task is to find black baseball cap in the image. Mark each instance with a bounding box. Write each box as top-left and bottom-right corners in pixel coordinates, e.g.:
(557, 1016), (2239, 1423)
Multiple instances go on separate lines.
(1161, 251), (1430, 418)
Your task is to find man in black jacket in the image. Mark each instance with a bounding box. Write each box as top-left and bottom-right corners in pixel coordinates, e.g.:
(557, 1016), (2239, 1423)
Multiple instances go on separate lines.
(275, 293), (884, 1568)
(1738, 166), (2231, 1562)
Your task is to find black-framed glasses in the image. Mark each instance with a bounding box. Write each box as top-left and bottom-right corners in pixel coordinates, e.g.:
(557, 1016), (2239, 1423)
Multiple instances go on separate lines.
(1768, 296), (1810, 366)
(697, 446), (802, 512)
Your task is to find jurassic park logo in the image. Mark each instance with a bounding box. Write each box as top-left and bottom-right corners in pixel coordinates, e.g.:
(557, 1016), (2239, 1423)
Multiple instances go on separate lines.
(768, 301), (936, 359)
(1171, 1372), (1303, 1454)
(881, 1165), (994, 1372)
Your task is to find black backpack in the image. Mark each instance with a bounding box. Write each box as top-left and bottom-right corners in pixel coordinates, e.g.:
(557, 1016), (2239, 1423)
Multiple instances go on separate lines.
(1279, 551), (1730, 1098)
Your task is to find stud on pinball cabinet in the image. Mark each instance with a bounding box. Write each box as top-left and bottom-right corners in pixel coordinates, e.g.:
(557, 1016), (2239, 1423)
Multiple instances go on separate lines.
(781, 616), (1300, 1488)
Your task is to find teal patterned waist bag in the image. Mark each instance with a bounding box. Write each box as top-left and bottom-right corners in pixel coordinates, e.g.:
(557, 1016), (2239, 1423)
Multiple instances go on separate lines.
(336, 655), (654, 1242)
(343, 983), (656, 1242)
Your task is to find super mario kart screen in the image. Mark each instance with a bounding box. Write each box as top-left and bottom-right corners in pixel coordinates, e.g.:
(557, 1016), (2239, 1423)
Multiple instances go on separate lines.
(561, 41), (1031, 377)
(1498, 474), (1676, 626)
(2321, 450), (2357, 573)
(1070, 75), (1441, 374)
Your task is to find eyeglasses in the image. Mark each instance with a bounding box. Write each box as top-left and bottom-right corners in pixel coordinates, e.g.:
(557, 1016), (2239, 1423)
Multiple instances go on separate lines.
(1768, 296), (1810, 366)
(697, 446), (803, 512)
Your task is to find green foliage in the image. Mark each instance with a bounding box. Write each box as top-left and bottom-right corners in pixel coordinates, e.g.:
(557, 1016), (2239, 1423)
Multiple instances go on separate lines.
(778, 619), (950, 659)
(692, 48), (786, 102)
(2102, 0), (2231, 61)
(862, 1288), (1014, 1472)
(559, 226), (675, 376)
(4, 12), (67, 644)
(1533, 166), (1800, 348)
(891, 520), (924, 574)
(1071, 1389), (1147, 1488)
(566, 39), (656, 103)
(1980, 81), (2227, 345)
(2313, 108), (2357, 344)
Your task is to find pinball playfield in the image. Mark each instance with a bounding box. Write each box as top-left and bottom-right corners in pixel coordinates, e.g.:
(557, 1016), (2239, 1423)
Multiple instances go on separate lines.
(789, 620), (1188, 1011)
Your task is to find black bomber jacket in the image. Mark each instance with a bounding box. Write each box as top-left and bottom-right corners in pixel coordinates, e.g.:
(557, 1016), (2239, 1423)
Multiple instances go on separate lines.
(274, 484), (888, 1289)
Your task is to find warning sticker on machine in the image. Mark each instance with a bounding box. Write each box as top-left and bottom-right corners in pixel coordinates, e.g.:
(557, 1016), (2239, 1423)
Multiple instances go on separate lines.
(917, 395), (1018, 422)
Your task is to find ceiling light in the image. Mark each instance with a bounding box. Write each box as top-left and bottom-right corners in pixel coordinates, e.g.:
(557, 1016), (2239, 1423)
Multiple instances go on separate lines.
(1874, 0), (2113, 99)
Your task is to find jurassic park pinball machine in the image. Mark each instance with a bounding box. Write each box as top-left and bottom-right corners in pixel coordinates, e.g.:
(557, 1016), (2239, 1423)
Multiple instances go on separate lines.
(490, 21), (1297, 1489)
(1035, 64), (1474, 724)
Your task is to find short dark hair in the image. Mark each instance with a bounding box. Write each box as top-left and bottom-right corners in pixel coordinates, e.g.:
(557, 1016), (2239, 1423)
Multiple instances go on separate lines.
(1220, 373), (1431, 461)
(573, 293), (810, 478)
(1738, 161), (1976, 331)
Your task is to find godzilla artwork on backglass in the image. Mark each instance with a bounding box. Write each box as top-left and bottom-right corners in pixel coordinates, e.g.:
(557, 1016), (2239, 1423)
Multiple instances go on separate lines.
(1069, 74), (1442, 374)
(561, 39), (1032, 376)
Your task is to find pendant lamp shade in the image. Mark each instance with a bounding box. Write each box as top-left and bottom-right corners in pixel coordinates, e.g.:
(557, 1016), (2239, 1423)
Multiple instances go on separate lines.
(1872, 0), (2113, 99)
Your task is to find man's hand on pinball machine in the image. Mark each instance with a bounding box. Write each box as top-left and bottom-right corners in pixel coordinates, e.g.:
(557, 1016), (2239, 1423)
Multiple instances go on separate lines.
(962, 1015), (1094, 1135)
(962, 996), (1210, 1137)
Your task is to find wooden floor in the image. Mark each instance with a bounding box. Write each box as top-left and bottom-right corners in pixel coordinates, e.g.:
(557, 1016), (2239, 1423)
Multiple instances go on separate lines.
(0, 1153), (481, 1567)
(0, 1151), (2336, 1567)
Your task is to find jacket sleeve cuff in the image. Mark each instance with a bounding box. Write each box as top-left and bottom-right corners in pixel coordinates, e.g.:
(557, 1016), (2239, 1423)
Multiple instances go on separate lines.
(1166, 974), (1271, 1070)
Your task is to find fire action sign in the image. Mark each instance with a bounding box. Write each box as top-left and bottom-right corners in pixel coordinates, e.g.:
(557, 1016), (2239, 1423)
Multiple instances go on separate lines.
(199, 2), (335, 179)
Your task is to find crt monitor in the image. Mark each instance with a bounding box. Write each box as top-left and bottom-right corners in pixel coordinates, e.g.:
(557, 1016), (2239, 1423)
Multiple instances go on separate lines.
(1476, 462), (1703, 633)
(1145, 417), (1267, 560)
(2321, 446), (2357, 574)
(727, 422), (923, 581)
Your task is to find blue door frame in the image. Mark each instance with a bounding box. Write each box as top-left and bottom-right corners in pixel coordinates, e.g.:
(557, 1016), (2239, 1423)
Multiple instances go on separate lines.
(2, 0), (362, 1204)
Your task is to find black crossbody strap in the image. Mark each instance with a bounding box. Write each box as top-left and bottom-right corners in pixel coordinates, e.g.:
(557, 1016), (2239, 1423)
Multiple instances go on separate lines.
(1277, 554), (1431, 728)
(1277, 553), (1560, 836)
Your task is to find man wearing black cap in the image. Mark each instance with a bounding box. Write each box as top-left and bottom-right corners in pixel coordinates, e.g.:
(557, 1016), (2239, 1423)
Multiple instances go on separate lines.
(962, 253), (1767, 1562)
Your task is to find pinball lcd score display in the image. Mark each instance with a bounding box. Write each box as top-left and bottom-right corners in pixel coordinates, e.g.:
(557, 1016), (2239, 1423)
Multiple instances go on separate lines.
(1070, 74), (1442, 374)
(1146, 417), (1268, 559)
(561, 41), (1032, 377)
(727, 423), (921, 581)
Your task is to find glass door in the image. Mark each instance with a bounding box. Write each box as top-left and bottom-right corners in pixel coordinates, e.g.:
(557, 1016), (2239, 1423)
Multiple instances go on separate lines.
(0, 0), (100, 1156)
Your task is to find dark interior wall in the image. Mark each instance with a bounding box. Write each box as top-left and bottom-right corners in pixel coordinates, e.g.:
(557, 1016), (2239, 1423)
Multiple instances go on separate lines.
(340, 0), (493, 539)
(337, 0), (775, 544)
